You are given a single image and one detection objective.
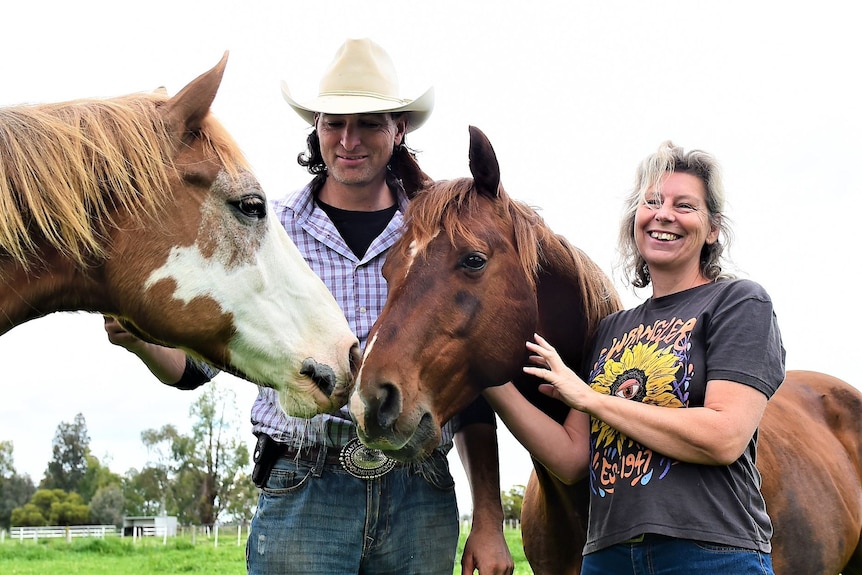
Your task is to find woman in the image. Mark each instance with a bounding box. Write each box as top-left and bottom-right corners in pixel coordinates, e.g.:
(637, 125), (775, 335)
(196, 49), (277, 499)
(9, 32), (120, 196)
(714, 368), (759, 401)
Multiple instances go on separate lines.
(485, 141), (785, 574)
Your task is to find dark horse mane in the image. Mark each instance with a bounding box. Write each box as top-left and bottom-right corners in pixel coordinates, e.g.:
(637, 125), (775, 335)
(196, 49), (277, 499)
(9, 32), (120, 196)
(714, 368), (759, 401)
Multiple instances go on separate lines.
(0, 91), (248, 269)
(407, 176), (622, 344)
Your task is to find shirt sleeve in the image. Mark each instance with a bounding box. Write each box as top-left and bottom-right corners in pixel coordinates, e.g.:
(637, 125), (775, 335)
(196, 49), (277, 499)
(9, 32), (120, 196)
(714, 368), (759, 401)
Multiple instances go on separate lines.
(173, 356), (220, 390)
(705, 281), (786, 398)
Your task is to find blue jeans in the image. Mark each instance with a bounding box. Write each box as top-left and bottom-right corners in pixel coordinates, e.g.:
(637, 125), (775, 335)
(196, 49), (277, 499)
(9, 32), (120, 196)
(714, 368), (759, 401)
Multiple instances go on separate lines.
(246, 447), (459, 575)
(581, 534), (775, 575)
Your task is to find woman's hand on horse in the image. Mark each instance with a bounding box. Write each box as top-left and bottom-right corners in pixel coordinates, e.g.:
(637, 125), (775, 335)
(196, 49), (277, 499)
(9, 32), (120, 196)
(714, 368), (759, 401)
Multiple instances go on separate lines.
(524, 333), (592, 411)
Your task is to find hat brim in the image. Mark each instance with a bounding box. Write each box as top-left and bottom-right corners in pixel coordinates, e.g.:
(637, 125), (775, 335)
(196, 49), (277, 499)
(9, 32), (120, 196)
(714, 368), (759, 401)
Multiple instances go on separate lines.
(281, 81), (434, 133)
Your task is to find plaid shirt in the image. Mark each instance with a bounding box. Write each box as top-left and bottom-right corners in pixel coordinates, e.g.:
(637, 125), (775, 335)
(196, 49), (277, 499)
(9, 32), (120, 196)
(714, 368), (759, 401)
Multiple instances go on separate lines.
(250, 180), (454, 452)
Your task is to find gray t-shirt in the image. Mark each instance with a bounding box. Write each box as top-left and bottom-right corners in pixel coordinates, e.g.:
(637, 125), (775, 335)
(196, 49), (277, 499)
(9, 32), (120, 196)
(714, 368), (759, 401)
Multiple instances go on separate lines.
(582, 278), (785, 554)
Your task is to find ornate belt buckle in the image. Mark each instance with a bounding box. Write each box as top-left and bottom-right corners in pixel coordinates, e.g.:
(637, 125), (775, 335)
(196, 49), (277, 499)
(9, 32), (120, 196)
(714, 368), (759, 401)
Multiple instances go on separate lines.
(339, 437), (396, 479)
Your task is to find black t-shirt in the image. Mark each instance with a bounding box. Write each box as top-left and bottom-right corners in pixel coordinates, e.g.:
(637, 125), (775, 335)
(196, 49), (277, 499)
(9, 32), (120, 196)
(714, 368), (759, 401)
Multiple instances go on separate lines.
(583, 279), (786, 554)
(315, 199), (397, 259)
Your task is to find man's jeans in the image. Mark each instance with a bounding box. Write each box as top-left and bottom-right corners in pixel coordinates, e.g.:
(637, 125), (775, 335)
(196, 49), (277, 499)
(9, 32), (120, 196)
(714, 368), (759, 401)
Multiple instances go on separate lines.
(246, 447), (459, 575)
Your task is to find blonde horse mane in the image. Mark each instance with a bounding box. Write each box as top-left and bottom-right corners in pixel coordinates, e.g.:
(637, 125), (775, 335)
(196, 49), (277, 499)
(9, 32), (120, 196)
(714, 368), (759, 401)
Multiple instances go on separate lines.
(0, 91), (247, 269)
(407, 177), (621, 336)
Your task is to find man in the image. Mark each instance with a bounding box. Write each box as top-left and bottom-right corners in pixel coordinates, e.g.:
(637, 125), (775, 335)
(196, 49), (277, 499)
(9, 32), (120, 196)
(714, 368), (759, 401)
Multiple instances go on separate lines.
(105, 38), (513, 574)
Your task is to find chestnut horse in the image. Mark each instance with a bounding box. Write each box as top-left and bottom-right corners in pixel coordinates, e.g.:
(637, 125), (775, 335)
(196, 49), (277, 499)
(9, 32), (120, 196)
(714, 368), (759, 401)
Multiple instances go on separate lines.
(352, 126), (862, 574)
(1, 54), (359, 417)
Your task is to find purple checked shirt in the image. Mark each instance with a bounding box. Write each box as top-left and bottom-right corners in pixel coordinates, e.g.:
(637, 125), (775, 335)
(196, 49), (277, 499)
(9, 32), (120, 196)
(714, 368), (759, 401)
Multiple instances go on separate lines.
(249, 181), (454, 452)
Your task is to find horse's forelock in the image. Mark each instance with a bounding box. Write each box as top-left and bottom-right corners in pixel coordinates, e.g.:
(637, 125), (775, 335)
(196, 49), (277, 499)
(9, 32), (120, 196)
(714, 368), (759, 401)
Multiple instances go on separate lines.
(407, 177), (543, 288)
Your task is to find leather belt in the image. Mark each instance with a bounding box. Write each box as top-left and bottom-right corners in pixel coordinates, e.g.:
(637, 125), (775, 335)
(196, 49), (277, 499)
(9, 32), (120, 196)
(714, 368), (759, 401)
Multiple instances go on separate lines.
(278, 437), (398, 480)
(278, 443), (342, 466)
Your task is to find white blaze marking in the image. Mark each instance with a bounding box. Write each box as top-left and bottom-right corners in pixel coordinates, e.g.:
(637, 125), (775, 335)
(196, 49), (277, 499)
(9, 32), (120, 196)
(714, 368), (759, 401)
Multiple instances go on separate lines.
(143, 171), (356, 417)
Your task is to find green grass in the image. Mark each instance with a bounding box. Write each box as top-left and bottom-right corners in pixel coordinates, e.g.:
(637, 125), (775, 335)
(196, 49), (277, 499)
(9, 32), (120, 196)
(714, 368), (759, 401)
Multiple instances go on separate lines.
(0, 536), (244, 574)
(0, 528), (533, 574)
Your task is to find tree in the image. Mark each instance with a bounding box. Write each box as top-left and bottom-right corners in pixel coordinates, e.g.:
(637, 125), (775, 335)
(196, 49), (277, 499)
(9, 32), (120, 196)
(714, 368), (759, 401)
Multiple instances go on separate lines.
(89, 485), (125, 526)
(31, 489), (66, 518)
(139, 425), (188, 519)
(11, 489), (89, 526)
(139, 381), (251, 525)
(0, 473), (36, 529)
(0, 441), (36, 529)
(189, 383), (250, 525)
(41, 413), (90, 493)
(0, 441), (13, 477)
(122, 465), (171, 517)
(77, 455), (122, 503)
(501, 485), (525, 522)
(171, 465), (206, 525)
(10, 503), (48, 527)
(50, 491), (89, 525)
(219, 468), (258, 524)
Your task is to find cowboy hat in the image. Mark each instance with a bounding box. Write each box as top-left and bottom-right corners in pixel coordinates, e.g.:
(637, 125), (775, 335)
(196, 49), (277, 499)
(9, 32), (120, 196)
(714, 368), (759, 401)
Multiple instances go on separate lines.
(282, 38), (434, 133)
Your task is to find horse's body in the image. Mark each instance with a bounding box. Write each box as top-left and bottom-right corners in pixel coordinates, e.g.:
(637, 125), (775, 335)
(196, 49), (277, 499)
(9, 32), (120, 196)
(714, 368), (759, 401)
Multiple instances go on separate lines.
(1, 54), (359, 417)
(352, 126), (862, 574)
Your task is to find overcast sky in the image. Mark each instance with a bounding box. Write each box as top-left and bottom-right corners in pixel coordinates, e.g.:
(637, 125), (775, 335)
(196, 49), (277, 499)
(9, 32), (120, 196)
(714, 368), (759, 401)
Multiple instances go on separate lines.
(1, 1), (859, 516)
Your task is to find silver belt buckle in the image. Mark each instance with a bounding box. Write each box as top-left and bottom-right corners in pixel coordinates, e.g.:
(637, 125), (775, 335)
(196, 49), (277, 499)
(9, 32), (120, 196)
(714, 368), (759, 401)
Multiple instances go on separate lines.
(339, 437), (396, 479)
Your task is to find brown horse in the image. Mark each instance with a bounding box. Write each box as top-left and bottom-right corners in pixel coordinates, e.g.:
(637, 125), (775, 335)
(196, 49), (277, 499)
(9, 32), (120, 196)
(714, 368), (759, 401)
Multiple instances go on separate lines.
(351, 126), (862, 574)
(1, 54), (359, 417)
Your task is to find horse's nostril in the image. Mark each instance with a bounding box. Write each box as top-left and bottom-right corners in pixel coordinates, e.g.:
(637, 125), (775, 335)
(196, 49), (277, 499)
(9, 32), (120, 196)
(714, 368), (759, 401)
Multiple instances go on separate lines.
(376, 383), (402, 431)
(300, 358), (336, 396)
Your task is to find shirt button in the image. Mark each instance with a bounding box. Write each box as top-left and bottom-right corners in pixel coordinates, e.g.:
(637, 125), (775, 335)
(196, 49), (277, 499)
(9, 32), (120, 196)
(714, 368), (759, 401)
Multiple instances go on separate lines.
(359, 306), (367, 313)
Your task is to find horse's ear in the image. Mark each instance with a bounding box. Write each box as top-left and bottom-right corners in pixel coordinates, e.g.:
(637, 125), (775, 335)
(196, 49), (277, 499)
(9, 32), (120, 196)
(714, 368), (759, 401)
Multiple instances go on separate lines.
(163, 51), (229, 132)
(468, 125), (501, 198)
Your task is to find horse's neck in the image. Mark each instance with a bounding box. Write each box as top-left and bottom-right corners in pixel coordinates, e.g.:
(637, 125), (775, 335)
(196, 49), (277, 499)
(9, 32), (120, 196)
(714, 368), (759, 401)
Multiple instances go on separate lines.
(535, 242), (593, 368)
(0, 255), (106, 335)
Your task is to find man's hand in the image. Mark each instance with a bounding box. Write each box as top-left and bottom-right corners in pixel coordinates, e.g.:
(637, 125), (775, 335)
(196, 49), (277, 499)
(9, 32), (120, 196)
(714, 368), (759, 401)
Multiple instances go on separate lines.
(460, 521), (514, 575)
(102, 315), (187, 385)
(455, 420), (514, 575)
(103, 315), (145, 351)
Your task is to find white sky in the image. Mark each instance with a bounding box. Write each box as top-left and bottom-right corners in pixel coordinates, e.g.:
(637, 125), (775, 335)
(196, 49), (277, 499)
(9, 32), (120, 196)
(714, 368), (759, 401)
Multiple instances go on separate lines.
(1, 1), (859, 516)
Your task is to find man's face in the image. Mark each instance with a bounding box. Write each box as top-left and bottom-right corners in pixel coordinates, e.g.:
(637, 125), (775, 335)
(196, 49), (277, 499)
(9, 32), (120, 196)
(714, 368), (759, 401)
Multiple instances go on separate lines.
(316, 113), (406, 188)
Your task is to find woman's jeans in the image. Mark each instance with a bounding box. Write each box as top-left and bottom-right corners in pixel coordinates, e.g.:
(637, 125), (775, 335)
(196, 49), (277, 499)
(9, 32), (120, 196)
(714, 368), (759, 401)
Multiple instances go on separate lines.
(246, 447), (459, 575)
(581, 534), (775, 575)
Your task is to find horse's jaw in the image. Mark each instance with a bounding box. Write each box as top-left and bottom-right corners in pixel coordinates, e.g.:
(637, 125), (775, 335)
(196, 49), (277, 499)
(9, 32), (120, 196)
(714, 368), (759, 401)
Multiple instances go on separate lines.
(348, 391), (441, 462)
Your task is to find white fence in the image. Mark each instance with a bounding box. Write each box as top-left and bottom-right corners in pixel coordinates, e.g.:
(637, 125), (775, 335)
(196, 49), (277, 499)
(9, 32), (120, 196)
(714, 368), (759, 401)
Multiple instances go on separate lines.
(9, 525), (118, 542)
(128, 526), (169, 537)
(2, 524), (250, 547)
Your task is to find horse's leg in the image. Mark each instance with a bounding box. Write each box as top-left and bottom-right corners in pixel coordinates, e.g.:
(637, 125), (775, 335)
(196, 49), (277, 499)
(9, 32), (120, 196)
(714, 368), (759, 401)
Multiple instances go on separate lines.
(521, 464), (588, 575)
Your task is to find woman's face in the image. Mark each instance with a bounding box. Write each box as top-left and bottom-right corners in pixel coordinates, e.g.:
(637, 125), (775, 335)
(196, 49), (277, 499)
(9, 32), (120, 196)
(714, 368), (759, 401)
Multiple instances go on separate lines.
(634, 172), (718, 282)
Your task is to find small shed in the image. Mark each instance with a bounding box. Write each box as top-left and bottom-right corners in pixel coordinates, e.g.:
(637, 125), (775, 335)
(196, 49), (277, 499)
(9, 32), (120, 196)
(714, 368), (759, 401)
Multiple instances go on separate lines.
(122, 515), (178, 537)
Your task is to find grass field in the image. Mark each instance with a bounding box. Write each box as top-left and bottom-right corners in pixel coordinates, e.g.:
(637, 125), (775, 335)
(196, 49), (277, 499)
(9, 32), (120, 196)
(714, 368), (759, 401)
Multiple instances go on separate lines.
(0, 527), (534, 574)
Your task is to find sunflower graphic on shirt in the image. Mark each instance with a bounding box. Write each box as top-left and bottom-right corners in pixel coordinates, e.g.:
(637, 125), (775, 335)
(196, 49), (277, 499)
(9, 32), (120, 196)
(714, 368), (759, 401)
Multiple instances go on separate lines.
(589, 341), (684, 492)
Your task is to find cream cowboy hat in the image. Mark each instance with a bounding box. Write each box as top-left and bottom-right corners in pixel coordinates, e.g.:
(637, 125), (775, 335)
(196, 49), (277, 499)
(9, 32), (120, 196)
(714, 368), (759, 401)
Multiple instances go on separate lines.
(281, 38), (434, 133)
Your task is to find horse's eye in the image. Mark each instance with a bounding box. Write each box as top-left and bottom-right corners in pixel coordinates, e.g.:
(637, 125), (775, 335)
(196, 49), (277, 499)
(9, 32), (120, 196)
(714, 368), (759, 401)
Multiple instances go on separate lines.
(182, 128), (203, 146)
(460, 252), (487, 272)
(233, 196), (267, 219)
